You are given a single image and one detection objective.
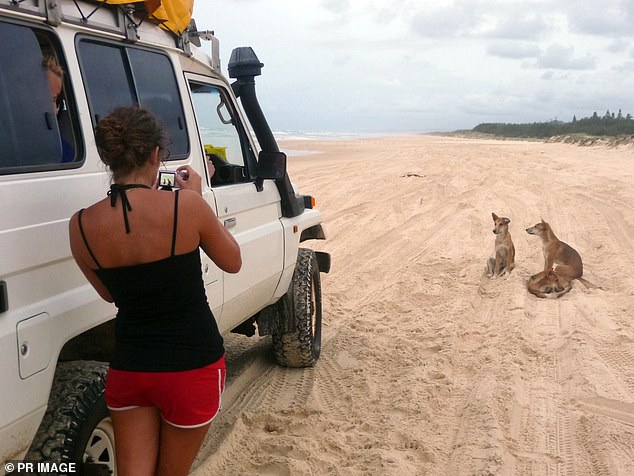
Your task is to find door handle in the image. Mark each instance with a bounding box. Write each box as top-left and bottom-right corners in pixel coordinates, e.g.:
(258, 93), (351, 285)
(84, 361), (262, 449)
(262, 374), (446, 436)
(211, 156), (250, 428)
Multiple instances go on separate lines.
(224, 217), (237, 229)
(0, 280), (7, 313)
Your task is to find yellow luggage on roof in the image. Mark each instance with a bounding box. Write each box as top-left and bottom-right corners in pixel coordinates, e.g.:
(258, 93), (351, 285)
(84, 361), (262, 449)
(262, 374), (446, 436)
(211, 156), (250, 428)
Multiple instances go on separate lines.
(100, 0), (193, 34)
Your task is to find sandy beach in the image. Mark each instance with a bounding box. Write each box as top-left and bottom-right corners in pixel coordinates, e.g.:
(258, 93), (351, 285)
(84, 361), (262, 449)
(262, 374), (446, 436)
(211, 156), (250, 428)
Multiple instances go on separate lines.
(191, 135), (634, 475)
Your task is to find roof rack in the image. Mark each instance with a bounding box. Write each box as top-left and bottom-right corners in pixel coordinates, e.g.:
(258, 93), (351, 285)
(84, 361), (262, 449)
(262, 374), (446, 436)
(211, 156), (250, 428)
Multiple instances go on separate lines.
(1, 1), (218, 64)
(5, 1), (205, 48)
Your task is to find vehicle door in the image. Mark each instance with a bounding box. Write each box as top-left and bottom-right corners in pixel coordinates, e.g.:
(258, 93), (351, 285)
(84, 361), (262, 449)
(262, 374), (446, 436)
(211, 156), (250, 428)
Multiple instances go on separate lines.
(77, 39), (224, 317)
(186, 75), (284, 333)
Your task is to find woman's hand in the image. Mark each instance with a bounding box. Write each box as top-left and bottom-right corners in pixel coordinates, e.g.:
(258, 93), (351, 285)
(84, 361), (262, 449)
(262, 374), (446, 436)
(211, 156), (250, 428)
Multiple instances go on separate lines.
(176, 165), (202, 195)
(207, 158), (216, 179)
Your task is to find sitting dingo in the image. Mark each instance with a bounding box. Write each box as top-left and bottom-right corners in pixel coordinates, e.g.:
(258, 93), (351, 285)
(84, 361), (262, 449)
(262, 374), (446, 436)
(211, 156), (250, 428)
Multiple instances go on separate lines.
(526, 218), (583, 280)
(486, 212), (515, 278)
(526, 218), (598, 296)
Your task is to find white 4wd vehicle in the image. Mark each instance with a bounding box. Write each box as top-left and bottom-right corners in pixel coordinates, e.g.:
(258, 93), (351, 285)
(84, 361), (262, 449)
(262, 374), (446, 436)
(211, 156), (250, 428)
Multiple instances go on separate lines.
(0, 0), (329, 472)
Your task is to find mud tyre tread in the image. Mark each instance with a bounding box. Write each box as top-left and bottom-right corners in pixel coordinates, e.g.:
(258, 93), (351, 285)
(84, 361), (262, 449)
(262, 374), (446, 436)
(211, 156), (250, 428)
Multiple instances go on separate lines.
(272, 248), (322, 368)
(25, 361), (112, 472)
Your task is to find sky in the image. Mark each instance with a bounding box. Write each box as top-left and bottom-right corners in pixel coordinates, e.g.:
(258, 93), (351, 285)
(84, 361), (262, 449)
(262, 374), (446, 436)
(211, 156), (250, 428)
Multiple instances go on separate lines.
(192, 0), (634, 134)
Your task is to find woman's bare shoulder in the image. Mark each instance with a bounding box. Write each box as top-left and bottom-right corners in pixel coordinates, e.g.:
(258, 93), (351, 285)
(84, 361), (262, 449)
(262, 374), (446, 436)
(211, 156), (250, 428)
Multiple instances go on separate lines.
(177, 188), (205, 201)
(177, 189), (212, 213)
(70, 198), (107, 225)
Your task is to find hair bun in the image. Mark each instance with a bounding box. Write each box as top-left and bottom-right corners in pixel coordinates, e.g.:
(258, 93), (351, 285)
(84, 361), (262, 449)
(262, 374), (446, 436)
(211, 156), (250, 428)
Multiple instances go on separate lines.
(94, 106), (168, 179)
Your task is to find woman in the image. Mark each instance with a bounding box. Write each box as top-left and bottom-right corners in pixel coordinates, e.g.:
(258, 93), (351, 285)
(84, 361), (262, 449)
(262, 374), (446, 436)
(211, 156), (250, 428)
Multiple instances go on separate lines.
(68, 106), (241, 476)
(42, 54), (74, 162)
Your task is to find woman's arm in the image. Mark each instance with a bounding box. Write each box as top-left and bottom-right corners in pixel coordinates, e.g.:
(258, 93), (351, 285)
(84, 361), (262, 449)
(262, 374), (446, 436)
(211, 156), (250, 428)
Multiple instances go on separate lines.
(193, 194), (242, 273)
(176, 166), (242, 273)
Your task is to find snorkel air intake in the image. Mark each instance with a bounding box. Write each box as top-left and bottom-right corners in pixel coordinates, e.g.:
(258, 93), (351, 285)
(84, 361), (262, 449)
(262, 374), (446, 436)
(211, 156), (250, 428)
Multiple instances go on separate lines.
(228, 47), (303, 218)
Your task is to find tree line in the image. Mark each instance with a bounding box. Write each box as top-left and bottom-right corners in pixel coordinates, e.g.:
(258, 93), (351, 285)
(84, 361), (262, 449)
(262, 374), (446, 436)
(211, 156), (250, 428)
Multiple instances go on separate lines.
(472, 110), (634, 138)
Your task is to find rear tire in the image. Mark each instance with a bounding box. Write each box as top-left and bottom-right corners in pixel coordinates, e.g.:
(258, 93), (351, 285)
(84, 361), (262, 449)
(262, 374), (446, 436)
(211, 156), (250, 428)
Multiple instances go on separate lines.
(26, 361), (116, 475)
(272, 248), (322, 367)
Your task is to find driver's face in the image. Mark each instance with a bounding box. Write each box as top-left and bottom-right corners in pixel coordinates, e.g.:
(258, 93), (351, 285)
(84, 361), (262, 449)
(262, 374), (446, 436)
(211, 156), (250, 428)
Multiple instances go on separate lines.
(47, 71), (62, 112)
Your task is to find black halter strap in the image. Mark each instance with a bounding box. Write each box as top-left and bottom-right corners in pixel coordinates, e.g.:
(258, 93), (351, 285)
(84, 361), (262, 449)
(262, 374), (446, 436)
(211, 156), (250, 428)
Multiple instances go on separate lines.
(108, 183), (151, 233)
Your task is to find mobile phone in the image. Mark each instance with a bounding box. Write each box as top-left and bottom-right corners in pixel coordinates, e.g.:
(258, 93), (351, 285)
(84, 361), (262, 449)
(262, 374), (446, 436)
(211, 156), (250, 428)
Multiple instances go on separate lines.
(158, 171), (177, 190)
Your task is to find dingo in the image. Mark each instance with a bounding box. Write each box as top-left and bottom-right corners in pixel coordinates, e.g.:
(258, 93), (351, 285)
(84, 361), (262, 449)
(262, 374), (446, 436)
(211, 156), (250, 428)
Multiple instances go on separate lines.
(526, 219), (583, 280)
(486, 212), (515, 277)
(527, 270), (572, 299)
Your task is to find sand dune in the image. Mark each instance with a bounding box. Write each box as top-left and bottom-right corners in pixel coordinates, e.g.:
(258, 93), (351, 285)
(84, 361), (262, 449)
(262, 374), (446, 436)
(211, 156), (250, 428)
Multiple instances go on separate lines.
(192, 135), (634, 475)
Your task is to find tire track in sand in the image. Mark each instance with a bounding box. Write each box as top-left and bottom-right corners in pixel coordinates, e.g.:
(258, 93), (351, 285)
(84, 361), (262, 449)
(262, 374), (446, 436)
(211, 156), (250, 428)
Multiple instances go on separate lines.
(192, 330), (366, 475)
(553, 300), (624, 476)
(515, 293), (586, 475)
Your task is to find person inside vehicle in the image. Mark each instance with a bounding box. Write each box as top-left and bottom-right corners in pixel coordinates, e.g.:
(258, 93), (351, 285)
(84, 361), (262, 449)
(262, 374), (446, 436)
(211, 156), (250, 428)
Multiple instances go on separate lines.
(68, 106), (241, 476)
(42, 54), (74, 162)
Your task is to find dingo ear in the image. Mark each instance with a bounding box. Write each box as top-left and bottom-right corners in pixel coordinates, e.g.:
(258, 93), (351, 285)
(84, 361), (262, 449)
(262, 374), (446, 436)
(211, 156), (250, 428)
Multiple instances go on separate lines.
(541, 218), (546, 224)
(492, 212), (499, 221)
(503, 218), (510, 225)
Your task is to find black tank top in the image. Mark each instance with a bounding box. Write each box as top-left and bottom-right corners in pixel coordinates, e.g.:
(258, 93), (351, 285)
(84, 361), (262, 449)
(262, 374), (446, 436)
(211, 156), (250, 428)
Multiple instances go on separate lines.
(77, 187), (224, 372)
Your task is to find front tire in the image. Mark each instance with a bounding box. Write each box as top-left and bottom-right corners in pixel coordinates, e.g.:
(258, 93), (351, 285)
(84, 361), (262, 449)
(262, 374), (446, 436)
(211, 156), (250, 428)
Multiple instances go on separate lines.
(272, 248), (322, 367)
(26, 361), (116, 475)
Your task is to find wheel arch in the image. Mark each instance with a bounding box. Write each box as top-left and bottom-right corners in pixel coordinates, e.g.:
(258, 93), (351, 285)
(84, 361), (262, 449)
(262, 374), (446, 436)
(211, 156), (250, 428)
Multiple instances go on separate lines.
(299, 223), (326, 242)
(57, 319), (116, 362)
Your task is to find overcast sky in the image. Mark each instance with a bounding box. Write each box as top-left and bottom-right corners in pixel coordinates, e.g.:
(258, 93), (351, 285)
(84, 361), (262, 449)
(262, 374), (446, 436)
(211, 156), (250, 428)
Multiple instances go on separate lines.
(192, 0), (634, 134)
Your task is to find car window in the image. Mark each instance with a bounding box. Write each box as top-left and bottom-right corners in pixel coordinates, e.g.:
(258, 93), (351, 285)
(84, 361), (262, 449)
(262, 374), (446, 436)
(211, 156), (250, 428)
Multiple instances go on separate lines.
(0, 21), (79, 174)
(78, 39), (189, 159)
(129, 49), (188, 157)
(189, 82), (256, 186)
(77, 41), (135, 124)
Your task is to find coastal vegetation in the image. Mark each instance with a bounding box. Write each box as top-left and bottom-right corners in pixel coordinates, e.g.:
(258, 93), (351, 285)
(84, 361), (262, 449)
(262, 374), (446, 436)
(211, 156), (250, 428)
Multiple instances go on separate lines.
(471, 110), (634, 144)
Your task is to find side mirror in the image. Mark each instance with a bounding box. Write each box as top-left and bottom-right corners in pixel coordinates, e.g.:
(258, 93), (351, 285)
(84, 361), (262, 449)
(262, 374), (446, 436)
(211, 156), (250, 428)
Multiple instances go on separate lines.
(257, 150), (286, 180)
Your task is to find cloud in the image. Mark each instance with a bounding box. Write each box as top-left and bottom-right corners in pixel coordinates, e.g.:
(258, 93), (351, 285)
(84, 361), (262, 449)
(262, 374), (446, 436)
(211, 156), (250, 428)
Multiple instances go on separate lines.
(613, 61), (634, 74)
(332, 53), (354, 67)
(606, 40), (630, 53)
(483, 13), (552, 40)
(540, 70), (572, 81)
(458, 91), (532, 121)
(563, 0), (634, 38)
(320, 0), (350, 14)
(410, 5), (483, 38)
(487, 41), (541, 59)
(410, 1), (558, 41)
(534, 44), (596, 70)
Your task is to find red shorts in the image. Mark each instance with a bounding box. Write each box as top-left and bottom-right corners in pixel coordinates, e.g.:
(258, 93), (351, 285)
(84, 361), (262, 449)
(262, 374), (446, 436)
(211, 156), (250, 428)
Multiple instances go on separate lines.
(105, 355), (226, 428)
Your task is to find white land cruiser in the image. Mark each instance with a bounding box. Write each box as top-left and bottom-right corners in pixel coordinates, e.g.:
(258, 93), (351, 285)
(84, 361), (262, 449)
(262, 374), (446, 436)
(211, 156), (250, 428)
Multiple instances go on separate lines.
(0, 0), (330, 473)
